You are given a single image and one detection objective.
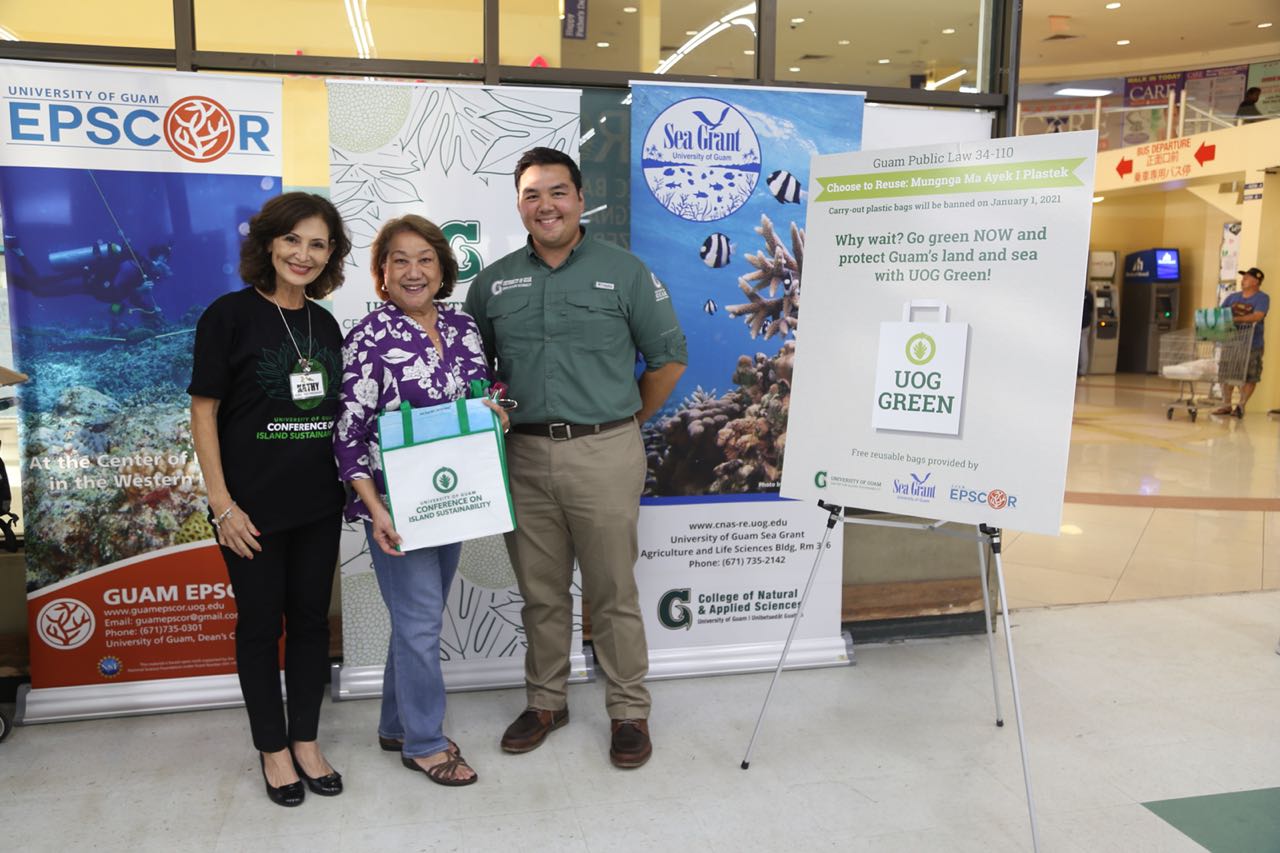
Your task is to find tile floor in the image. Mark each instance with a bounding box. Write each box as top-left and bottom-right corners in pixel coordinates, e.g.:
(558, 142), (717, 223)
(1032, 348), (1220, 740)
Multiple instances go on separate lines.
(4, 591), (1278, 851)
(1003, 374), (1280, 609)
(4, 372), (1279, 851)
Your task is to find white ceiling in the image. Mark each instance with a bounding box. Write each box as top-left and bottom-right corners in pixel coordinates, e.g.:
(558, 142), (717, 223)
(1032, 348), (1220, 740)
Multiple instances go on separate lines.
(633, 0), (1279, 89)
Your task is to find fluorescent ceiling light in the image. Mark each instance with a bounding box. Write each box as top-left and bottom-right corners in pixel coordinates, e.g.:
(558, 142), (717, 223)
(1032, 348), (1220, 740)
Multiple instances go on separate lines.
(1259, 22), (1273, 28)
(789, 66), (801, 72)
(1115, 39), (1130, 45)
(744, 49), (755, 55)
(958, 85), (978, 93)
(837, 39), (850, 45)
(878, 58), (890, 64)
(926, 68), (967, 90)
(622, 5), (637, 12)
(942, 27), (956, 34)
(1092, 196), (1105, 203)
(597, 42), (610, 48)
(343, 0), (377, 59)
(657, 4), (758, 74)
(1056, 87), (1112, 97)
(1105, 2), (1121, 8)
(790, 17), (805, 24)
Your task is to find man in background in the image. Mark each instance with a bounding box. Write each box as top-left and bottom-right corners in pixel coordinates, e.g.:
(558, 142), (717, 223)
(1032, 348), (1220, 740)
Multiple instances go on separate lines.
(1214, 266), (1267, 417)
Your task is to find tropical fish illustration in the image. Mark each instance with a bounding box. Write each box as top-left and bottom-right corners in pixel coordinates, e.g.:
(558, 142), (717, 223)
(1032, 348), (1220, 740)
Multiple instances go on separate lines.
(699, 233), (734, 268)
(767, 169), (804, 204)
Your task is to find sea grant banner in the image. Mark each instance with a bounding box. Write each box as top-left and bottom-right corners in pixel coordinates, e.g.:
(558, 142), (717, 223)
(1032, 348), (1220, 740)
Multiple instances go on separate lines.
(0, 61), (282, 720)
(630, 83), (863, 676)
(781, 132), (1098, 535)
(326, 81), (587, 696)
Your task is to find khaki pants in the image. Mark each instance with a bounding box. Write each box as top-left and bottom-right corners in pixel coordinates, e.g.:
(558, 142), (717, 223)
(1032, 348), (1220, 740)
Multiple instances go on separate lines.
(504, 423), (651, 719)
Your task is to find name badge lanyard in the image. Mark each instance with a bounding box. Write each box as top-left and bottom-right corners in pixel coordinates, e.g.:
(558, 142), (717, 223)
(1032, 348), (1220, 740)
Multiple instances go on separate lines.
(272, 295), (325, 401)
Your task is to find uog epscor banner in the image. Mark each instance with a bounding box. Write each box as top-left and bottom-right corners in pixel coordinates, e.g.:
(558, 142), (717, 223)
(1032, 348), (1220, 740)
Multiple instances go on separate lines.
(326, 81), (586, 696)
(630, 83), (863, 676)
(0, 61), (282, 712)
(782, 131), (1098, 536)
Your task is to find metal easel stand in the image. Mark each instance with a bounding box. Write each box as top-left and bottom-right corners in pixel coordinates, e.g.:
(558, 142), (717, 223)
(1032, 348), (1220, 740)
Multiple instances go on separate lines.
(740, 502), (1041, 853)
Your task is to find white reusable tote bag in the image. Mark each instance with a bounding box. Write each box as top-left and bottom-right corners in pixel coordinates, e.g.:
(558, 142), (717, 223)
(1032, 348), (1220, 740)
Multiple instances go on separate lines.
(871, 299), (969, 436)
(378, 398), (515, 552)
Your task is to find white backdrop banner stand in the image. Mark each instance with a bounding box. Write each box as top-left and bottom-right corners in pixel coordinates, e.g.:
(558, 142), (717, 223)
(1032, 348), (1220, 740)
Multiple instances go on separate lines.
(637, 498), (850, 680)
(326, 81), (589, 699)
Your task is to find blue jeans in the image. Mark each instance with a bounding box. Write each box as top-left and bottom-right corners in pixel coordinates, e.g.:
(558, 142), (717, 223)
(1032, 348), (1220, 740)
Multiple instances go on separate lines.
(365, 521), (461, 758)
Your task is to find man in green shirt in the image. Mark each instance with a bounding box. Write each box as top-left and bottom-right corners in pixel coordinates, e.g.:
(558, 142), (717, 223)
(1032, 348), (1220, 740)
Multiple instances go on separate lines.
(465, 147), (686, 769)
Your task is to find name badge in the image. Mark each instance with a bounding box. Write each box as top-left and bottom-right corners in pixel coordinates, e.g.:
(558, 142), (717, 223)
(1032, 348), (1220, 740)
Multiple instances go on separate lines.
(290, 371), (325, 402)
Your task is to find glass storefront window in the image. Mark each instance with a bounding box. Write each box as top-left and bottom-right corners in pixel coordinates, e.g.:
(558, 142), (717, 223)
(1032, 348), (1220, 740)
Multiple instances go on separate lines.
(500, 0), (756, 79)
(774, 0), (989, 92)
(0, 0), (174, 48)
(194, 0), (483, 63)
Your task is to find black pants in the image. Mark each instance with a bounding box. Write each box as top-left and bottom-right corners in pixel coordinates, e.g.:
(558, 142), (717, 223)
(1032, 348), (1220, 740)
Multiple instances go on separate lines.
(220, 512), (341, 752)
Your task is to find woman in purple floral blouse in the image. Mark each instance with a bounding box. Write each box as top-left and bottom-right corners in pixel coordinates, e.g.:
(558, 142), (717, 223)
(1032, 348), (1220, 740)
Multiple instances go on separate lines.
(334, 214), (506, 787)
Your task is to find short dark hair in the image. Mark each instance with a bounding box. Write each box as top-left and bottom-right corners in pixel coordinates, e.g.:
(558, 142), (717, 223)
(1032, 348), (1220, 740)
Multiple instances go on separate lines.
(369, 215), (459, 301)
(514, 146), (582, 192)
(239, 192), (350, 300)
(1245, 87), (1262, 98)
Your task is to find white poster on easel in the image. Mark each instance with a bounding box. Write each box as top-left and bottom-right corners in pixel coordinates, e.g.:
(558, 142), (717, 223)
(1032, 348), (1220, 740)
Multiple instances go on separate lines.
(781, 131), (1098, 535)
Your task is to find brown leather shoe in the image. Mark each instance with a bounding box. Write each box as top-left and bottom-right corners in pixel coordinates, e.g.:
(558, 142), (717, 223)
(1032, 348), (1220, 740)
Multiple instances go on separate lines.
(609, 719), (652, 768)
(501, 707), (569, 753)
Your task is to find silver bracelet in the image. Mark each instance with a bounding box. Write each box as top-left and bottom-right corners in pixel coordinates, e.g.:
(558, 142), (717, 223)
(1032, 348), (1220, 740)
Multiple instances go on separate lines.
(211, 503), (236, 527)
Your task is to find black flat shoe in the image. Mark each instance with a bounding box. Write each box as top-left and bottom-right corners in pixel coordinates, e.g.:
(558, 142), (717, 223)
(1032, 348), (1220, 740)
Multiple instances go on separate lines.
(260, 754), (305, 807)
(292, 755), (343, 796)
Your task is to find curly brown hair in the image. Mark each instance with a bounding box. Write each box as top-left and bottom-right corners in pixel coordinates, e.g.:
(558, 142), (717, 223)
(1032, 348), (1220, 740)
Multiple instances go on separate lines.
(369, 215), (459, 302)
(239, 192), (351, 300)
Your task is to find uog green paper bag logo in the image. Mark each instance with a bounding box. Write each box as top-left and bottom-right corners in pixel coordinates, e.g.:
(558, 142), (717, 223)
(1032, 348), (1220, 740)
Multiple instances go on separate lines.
(905, 333), (936, 365)
(872, 301), (969, 436)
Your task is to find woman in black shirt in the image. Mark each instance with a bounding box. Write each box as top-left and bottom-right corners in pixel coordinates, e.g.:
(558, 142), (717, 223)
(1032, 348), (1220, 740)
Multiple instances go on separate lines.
(188, 193), (351, 807)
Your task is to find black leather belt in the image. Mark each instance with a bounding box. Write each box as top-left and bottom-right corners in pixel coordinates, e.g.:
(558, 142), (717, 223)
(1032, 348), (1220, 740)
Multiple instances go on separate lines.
(511, 417), (634, 441)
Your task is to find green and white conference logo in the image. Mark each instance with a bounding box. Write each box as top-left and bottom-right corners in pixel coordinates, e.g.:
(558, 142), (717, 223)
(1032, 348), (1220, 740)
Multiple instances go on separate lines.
(432, 466), (458, 494)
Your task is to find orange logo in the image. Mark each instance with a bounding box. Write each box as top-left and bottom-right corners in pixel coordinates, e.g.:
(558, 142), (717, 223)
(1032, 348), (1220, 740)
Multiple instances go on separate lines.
(987, 489), (1008, 510)
(163, 96), (235, 162)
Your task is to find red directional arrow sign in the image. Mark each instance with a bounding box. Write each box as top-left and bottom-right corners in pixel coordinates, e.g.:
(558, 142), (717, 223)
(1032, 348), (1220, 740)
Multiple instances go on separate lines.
(1194, 142), (1216, 166)
(1116, 157), (1133, 178)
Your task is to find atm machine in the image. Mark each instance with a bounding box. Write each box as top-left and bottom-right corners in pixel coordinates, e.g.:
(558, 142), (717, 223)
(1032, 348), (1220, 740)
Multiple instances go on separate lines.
(1086, 250), (1120, 374)
(1117, 248), (1180, 373)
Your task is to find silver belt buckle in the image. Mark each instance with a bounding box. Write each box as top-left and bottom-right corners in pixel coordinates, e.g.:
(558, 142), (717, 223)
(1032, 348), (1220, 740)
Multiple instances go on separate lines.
(548, 422), (572, 441)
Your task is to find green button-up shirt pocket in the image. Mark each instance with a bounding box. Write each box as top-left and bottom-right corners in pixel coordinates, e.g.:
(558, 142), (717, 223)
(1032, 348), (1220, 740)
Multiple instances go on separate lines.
(488, 288), (538, 362)
(565, 289), (628, 352)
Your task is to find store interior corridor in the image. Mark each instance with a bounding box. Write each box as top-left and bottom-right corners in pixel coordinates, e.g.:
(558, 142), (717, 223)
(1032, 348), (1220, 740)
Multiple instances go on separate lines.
(1004, 371), (1280, 609)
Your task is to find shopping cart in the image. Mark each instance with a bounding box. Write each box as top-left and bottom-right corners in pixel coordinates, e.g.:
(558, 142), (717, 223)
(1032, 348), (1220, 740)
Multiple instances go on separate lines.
(1157, 326), (1253, 421)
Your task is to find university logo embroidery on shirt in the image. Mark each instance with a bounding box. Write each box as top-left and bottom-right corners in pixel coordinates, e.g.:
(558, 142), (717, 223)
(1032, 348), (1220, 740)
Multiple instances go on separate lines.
(491, 276), (534, 296)
(651, 272), (670, 302)
(594, 281), (616, 290)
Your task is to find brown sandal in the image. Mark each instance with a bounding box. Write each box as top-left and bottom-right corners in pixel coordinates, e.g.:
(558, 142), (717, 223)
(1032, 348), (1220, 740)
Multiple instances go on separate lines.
(401, 753), (478, 787)
(380, 735), (463, 759)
